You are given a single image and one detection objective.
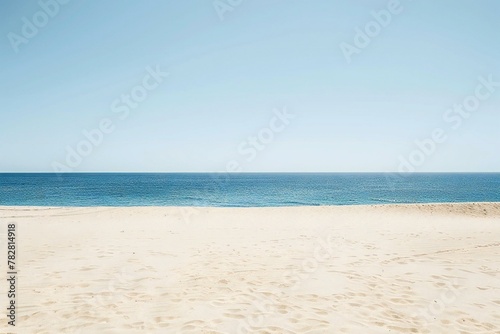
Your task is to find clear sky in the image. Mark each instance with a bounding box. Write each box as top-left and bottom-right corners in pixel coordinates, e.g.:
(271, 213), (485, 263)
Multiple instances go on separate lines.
(1, 0), (499, 172)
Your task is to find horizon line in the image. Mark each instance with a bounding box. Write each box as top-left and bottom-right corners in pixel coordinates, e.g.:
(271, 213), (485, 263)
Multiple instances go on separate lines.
(1, 171), (500, 174)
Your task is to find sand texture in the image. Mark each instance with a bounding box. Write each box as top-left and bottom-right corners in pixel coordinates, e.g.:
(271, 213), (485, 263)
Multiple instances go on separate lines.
(1, 203), (500, 333)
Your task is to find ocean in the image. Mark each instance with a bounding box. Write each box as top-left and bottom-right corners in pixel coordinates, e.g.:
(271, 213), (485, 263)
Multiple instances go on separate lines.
(0, 173), (499, 207)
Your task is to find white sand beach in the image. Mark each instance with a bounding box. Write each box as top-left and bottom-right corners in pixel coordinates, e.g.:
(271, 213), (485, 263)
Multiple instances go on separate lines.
(1, 203), (500, 333)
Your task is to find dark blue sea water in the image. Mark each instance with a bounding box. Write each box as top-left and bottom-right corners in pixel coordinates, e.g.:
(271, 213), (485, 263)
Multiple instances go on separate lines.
(0, 173), (499, 207)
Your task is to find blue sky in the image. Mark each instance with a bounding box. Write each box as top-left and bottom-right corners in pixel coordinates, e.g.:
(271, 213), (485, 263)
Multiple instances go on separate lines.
(0, 0), (499, 172)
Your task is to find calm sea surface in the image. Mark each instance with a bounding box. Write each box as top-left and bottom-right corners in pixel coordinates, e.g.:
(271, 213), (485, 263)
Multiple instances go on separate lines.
(0, 173), (499, 207)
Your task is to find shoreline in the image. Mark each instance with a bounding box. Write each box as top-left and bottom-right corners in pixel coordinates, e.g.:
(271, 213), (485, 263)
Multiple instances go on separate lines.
(1, 201), (500, 208)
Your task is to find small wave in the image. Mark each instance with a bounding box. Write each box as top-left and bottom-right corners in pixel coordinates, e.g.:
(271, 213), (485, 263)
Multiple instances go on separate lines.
(370, 198), (400, 203)
(281, 201), (317, 206)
